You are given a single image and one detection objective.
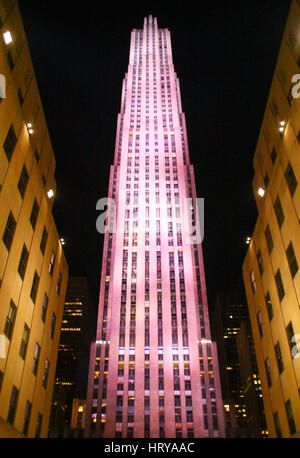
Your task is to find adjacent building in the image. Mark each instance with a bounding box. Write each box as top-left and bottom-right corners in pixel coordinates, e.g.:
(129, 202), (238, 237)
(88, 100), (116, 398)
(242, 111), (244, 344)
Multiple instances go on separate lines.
(85, 15), (225, 438)
(49, 277), (96, 437)
(243, 0), (300, 438)
(212, 292), (266, 437)
(0, 0), (68, 437)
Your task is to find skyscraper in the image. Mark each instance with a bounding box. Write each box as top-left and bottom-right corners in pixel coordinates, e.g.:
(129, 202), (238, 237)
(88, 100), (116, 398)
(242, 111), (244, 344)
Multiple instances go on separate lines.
(0, 0), (68, 437)
(243, 0), (300, 438)
(85, 15), (225, 438)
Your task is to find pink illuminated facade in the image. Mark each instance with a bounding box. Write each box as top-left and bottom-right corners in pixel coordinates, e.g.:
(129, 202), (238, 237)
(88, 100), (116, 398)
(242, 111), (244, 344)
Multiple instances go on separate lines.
(85, 15), (225, 438)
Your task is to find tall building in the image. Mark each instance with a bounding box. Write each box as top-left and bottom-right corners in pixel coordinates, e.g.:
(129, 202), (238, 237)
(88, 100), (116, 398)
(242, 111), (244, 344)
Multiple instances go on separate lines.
(243, 0), (300, 438)
(49, 277), (96, 437)
(236, 320), (267, 437)
(85, 15), (225, 438)
(0, 1), (68, 438)
(212, 292), (252, 437)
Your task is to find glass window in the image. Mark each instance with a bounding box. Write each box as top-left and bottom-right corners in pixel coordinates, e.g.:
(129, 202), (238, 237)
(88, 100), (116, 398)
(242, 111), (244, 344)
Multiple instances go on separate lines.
(2, 211), (17, 251)
(17, 165), (29, 198)
(4, 300), (17, 340)
(30, 198), (40, 229)
(286, 241), (298, 278)
(3, 124), (17, 162)
(274, 196), (285, 228)
(285, 400), (296, 435)
(30, 271), (40, 303)
(40, 227), (48, 255)
(285, 162), (297, 196)
(265, 225), (273, 253)
(18, 244), (29, 280)
(7, 386), (19, 424)
(20, 323), (30, 359)
(275, 269), (285, 302)
(274, 341), (284, 374)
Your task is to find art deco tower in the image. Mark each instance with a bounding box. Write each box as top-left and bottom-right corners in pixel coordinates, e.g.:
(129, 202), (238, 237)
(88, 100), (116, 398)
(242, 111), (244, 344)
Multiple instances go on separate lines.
(85, 15), (225, 438)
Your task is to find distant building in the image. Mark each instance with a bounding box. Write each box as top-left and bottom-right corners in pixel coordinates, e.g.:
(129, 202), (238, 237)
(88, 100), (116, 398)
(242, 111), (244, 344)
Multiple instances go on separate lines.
(236, 320), (267, 437)
(212, 292), (265, 437)
(0, 0), (68, 438)
(243, 0), (300, 438)
(49, 277), (96, 437)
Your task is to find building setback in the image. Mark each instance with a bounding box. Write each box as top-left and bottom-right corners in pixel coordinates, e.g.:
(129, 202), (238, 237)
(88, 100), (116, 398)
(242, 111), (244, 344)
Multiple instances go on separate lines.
(85, 15), (225, 438)
(243, 0), (300, 438)
(0, 1), (68, 438)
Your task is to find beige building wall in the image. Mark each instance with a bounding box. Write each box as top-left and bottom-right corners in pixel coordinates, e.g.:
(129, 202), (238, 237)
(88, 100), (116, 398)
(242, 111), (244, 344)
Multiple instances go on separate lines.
(243, 0), (300, 438)
(0, 1), (68, 437)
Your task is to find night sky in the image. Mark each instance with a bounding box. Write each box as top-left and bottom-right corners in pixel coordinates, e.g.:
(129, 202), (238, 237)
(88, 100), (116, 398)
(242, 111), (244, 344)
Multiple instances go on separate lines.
(18, 1), (290, 316)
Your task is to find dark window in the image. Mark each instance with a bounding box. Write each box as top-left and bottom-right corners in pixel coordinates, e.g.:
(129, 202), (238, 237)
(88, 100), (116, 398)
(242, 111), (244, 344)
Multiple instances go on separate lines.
(286, 242), (298, 278)
(32, 342), (41, 375)
(2, 211), (16, 251)
(3, 124), (17, 162)
(249, 270), (256, 294)
(6, 50), (14, 70)
(30, 271), (40, 303)
(42, 359), (50, 388)
(264, 172), (269, 188)
(35, 413), (42, 438)
(265, 292), (274, 321)
(285, 400), (296, 435)
(7, 386), (19, 424)
(50, 313), (56, 339)
(257, 249), (264, 274)
(17, 165), (29, 198)
(18, 244), (29, 280)
(41, 293), (48, 322)
(19, 323), (30, 359)
(17, 88), (24, 106)
(4, 300), (17, 340)
(275, 269), (285, 302)
(30, 198), (39, 229)
(56, 271), (62, 294)
(257, 312), (264, 337)
(286, 321), (297, 357)
(265, 358), (272, 387)
(265, 225), (273, 253)
(273, 412), (282, 438)
(40, 227), (48, 255)
(22, 401), (32, 435)
(34, 149), (40, 162)
(285, 162), (297, 196)
(48, 251), (55, 277)
(274, 196), (285, 228)
(271, 147), (277, 164)
(275, 341), (284, 374)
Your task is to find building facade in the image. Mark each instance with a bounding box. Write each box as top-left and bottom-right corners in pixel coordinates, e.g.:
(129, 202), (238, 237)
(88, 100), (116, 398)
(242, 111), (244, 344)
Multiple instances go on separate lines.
(0, 1), (68, 437)
(49, 277), (96, 437)
(212, 293), (253, 437)
(236, 319), (267, 437)
(243, 0), (300, 438)
(85, 15), (225, 438)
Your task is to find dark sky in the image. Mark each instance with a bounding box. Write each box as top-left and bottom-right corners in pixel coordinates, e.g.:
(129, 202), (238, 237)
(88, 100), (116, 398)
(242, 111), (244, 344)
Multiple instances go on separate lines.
(18, 0), (290, 313)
